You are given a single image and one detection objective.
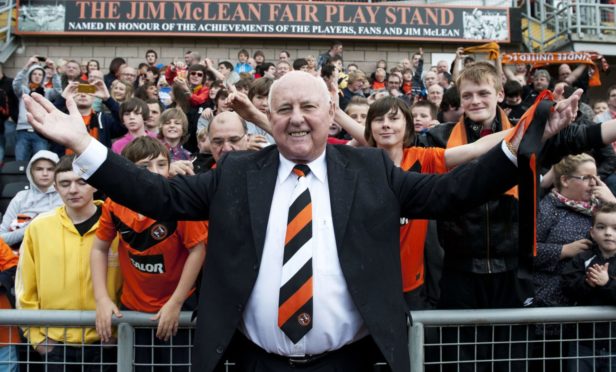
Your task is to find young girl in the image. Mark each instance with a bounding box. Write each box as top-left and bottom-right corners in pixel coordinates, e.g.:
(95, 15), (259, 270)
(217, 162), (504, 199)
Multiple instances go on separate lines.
(157, 107), (192, 161)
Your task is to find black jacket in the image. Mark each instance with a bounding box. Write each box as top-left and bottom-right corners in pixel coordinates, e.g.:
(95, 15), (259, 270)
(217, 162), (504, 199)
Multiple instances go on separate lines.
(419, 116), (605, 273)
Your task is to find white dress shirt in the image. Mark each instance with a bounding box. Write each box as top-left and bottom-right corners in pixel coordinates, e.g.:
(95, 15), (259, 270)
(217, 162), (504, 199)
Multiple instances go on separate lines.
(239, 151), (366, 356)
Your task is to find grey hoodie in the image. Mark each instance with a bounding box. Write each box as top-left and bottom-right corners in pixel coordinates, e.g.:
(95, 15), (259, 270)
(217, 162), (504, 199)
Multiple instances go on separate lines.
(0, 150), (63, 246)
(12, 64), (61, 131)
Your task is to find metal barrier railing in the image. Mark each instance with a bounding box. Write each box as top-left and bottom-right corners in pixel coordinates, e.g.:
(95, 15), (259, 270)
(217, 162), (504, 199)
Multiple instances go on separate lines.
(410, 306), (616, 372)
(2, 307), (616, 370)
(523, 0), (616, 52)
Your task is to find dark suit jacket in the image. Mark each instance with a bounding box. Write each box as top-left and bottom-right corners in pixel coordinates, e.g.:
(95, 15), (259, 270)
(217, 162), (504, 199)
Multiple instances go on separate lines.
(88, 143), (518, 372)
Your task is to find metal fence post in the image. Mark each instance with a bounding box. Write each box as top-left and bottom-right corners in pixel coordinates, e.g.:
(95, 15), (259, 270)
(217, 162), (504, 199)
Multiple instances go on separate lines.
(409, 322), (425, 372)
(117, 323), (135, 371)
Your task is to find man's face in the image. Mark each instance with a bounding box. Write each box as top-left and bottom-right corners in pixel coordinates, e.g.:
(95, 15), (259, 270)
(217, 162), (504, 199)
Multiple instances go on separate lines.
(424, 71), (437, 88)
(55, 170), (96, 211)
(411, 54), (421, 68)
(533, 76), (550, 92)
(279, 52), (289, 62)
(608, 90), (616, 110)
(437, 61), (449, 73)
(558, 64), (572, 81)
(65, 62), (81, 79)
(146, 52), (157, 64)
(30, 69), (44, 85)
(134, 154), (170, 177)
(437, 72), (450, 89)
(276, 63), (290, 79)
(184, 52), (193, 65)
(146, 103), (161, 130)
(459, 78), (503, 127)
(218, 64), (230, 78)
(386, 76), (402, 91)
(333, 44), (343, 56)
(401, 59), (411, 70)
(31, 159), (55, 191)
(427, 85), (444, 106)
(208, 112), (249, 162)
(74, 93), (94, 109)
(120, 67), (137, 83)
(267, 72), (333, 163)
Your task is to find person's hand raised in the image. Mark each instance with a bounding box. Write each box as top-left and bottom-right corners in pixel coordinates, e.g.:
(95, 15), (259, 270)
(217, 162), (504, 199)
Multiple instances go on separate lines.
(543, 86), (583, 142)
(25, 93), (92, 154)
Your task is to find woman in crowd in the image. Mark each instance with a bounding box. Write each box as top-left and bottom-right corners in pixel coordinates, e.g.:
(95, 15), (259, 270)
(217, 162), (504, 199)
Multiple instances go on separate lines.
(110, 79), (133, 104)
(532, 153), (615, 370)
(335, 96), (509, 308)
(134, 81), (160, 103)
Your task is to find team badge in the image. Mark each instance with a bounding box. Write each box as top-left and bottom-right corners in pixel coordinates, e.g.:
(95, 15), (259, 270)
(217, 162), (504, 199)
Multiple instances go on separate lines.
(297, 312), (311, 327)
(150, 224), (168, 240)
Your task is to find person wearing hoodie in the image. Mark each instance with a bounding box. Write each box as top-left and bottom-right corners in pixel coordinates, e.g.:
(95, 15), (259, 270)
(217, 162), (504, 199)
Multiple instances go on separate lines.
(0, 150), (63, 247)
(15, 155), (121, 370)
(12, 56), (61, 161)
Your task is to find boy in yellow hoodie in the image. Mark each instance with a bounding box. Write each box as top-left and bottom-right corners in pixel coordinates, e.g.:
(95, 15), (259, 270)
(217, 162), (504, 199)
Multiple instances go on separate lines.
(15, 155), (121, 371)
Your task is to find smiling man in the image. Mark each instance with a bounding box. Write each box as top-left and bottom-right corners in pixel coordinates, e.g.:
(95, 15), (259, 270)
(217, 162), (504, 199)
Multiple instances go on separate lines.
(23, 71), (581, 372)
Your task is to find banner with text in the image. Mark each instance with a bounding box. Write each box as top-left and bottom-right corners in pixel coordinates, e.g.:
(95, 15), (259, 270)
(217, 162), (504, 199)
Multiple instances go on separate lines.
(16, 0), (519, 43)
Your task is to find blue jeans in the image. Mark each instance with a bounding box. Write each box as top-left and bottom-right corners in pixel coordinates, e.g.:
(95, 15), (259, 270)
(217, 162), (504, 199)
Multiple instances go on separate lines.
(15, 130), (48, 161)
(0, 345), (18, 372)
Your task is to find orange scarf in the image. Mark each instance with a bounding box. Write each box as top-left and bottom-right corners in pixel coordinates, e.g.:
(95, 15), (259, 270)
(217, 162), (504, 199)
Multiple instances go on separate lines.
(447, 108), (518, 200)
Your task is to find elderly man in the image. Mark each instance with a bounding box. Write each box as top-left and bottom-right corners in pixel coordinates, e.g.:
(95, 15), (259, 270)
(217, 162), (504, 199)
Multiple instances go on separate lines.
(208, 111), (250, 163)
(119, 65), (137, 85)
(24, 71), (579, 372)
(427, 84), (444, 108)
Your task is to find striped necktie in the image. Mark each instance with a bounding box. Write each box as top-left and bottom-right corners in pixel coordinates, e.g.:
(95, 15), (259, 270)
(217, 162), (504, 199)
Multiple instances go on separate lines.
(278, 164), (313, 343)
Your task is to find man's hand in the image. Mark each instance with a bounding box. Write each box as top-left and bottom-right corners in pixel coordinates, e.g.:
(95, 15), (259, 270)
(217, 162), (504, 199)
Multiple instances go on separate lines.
(169, 160), (195, 177)
(247, 134), (268, 151)
(35, 338), (58, 355)
(24, 92), (92, 154)
(91, 79), (111, 101)
(151, 299), (182, 341)
(95, 297), (122, 343)
(61, 81), (79, 99)
(543, 87), (583, 141)
(225, 83), (260, 122)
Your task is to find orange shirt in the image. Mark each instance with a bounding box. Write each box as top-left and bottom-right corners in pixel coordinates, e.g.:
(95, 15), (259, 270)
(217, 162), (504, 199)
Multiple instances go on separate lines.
(67, 112), (98, 155)
(0, 239), (19, 345)
(399, 147), (447, 292)
(96, 199), (208, 313)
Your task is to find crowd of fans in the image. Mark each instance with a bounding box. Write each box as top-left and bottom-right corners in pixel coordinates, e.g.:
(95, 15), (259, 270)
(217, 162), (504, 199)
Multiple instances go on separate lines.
(0, 38), (615, 370)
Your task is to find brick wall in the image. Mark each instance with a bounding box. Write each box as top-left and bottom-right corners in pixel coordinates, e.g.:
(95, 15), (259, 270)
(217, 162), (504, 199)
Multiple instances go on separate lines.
(2, 36), (465, 77)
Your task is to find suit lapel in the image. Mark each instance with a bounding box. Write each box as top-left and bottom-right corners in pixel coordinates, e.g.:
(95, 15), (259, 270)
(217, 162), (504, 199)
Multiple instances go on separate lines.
(326, 146), (357, 251)
(247, 149), (280, 259)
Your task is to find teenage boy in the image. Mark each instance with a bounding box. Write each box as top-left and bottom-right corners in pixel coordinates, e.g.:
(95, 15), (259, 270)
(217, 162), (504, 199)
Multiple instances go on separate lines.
(0, 150), (62, 247)
(111, 98), (155, 154)
(234, 49), (253, 74)
(15, 155), (121, 371)
(91, 136), (206, 371)
(563, 203), (616, 372)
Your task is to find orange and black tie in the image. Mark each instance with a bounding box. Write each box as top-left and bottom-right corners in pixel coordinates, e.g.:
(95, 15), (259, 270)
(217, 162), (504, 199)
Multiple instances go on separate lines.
(278, 164), (313, 343)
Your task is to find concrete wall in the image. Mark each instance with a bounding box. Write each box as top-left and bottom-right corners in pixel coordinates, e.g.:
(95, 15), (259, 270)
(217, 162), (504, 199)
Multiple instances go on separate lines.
(2, 36), (468, 77)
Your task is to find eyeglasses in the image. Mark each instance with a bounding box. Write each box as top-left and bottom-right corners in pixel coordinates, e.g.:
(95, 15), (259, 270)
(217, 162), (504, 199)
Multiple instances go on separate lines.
(568, 175), (594, 183)
(190, 71), (204, 77)
(210, 134), (246, 147)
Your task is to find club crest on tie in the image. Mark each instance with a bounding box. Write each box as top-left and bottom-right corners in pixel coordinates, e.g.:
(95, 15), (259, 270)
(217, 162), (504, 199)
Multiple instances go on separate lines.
(298, 312), (311, 327)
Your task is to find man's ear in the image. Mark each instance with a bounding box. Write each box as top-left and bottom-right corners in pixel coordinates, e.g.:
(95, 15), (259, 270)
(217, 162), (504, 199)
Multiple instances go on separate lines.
(496, 89), (505, 104)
